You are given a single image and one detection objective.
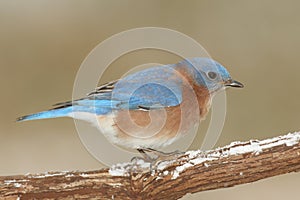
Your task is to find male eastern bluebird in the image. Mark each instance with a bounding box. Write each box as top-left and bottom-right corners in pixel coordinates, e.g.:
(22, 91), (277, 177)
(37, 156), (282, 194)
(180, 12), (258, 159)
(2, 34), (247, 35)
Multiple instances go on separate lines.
(17, 57), (243, 159)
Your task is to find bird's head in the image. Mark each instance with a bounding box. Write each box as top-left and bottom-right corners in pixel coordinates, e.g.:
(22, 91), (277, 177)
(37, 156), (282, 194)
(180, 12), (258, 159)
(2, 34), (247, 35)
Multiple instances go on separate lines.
(179, 57), (244, 93)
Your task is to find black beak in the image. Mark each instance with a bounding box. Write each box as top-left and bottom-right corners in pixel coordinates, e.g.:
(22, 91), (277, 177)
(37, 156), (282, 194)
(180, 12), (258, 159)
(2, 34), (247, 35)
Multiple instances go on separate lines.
(225, 80), (244, 88)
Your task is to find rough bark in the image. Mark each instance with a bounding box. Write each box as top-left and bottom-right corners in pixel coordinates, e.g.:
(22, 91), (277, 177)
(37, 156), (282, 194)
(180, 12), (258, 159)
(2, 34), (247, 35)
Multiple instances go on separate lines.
(1, 132), (300, 200)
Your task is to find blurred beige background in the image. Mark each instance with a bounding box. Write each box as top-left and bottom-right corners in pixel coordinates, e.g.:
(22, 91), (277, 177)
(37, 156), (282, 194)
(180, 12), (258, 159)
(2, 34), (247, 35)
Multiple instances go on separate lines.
(1, 0), (300, 199)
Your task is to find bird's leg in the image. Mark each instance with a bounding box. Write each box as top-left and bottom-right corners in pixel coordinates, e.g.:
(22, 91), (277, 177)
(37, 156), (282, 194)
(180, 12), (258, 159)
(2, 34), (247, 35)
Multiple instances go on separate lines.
(129, 149), (154, 173)
(134, 148), (154, 162)
(143, 148), (184, 158)
(130, 148), (153, 164)
(135, 148), (185, 172)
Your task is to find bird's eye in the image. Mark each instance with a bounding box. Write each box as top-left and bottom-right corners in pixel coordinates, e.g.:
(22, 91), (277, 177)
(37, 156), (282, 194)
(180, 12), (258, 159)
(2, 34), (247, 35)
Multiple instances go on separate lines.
(207, 71), (217, 80)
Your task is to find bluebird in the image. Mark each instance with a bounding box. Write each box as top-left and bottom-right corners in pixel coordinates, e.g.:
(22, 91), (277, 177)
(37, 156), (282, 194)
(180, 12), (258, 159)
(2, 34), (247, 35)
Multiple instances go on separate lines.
(17, 57), (243, 159)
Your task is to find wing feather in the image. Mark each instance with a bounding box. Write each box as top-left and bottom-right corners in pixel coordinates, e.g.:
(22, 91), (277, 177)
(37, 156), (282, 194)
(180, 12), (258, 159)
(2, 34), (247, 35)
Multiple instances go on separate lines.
(52, 65), (183, 113)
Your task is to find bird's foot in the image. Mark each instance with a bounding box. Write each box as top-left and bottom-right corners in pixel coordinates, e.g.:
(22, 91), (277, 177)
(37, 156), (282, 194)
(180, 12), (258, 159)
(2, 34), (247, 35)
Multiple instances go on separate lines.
(128, 156), (149, 174)
(134, 148), (184, 173)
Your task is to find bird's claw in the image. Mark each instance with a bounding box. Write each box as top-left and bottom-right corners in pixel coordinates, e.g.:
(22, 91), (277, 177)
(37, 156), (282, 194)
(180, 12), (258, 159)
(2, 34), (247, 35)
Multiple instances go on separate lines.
(131, 148), (185, 173)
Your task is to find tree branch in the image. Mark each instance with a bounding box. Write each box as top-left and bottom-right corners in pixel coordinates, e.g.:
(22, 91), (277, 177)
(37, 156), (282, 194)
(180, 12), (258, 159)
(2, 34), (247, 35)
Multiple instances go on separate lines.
(1, 132), (300, 200)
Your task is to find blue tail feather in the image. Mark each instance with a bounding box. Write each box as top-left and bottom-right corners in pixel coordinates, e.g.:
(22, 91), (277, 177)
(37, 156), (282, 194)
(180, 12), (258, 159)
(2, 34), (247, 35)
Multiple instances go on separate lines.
(17, 107), (73, 122)
(17, 104), (113, 122)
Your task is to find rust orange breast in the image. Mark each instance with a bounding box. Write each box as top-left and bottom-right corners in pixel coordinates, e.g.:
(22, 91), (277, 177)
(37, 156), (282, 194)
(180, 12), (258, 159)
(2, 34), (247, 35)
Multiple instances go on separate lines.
(114, 106), (182, 140)
(97, 68), (212, 148)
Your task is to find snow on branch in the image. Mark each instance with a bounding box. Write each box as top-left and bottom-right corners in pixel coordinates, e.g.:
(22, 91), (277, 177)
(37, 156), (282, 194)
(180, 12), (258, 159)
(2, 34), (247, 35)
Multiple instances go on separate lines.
(1, 132), (300, 199)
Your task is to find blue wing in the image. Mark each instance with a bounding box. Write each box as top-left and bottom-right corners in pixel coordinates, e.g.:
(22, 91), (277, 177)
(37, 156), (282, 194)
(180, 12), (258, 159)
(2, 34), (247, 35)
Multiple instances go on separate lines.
(110, 65), (183, 110)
